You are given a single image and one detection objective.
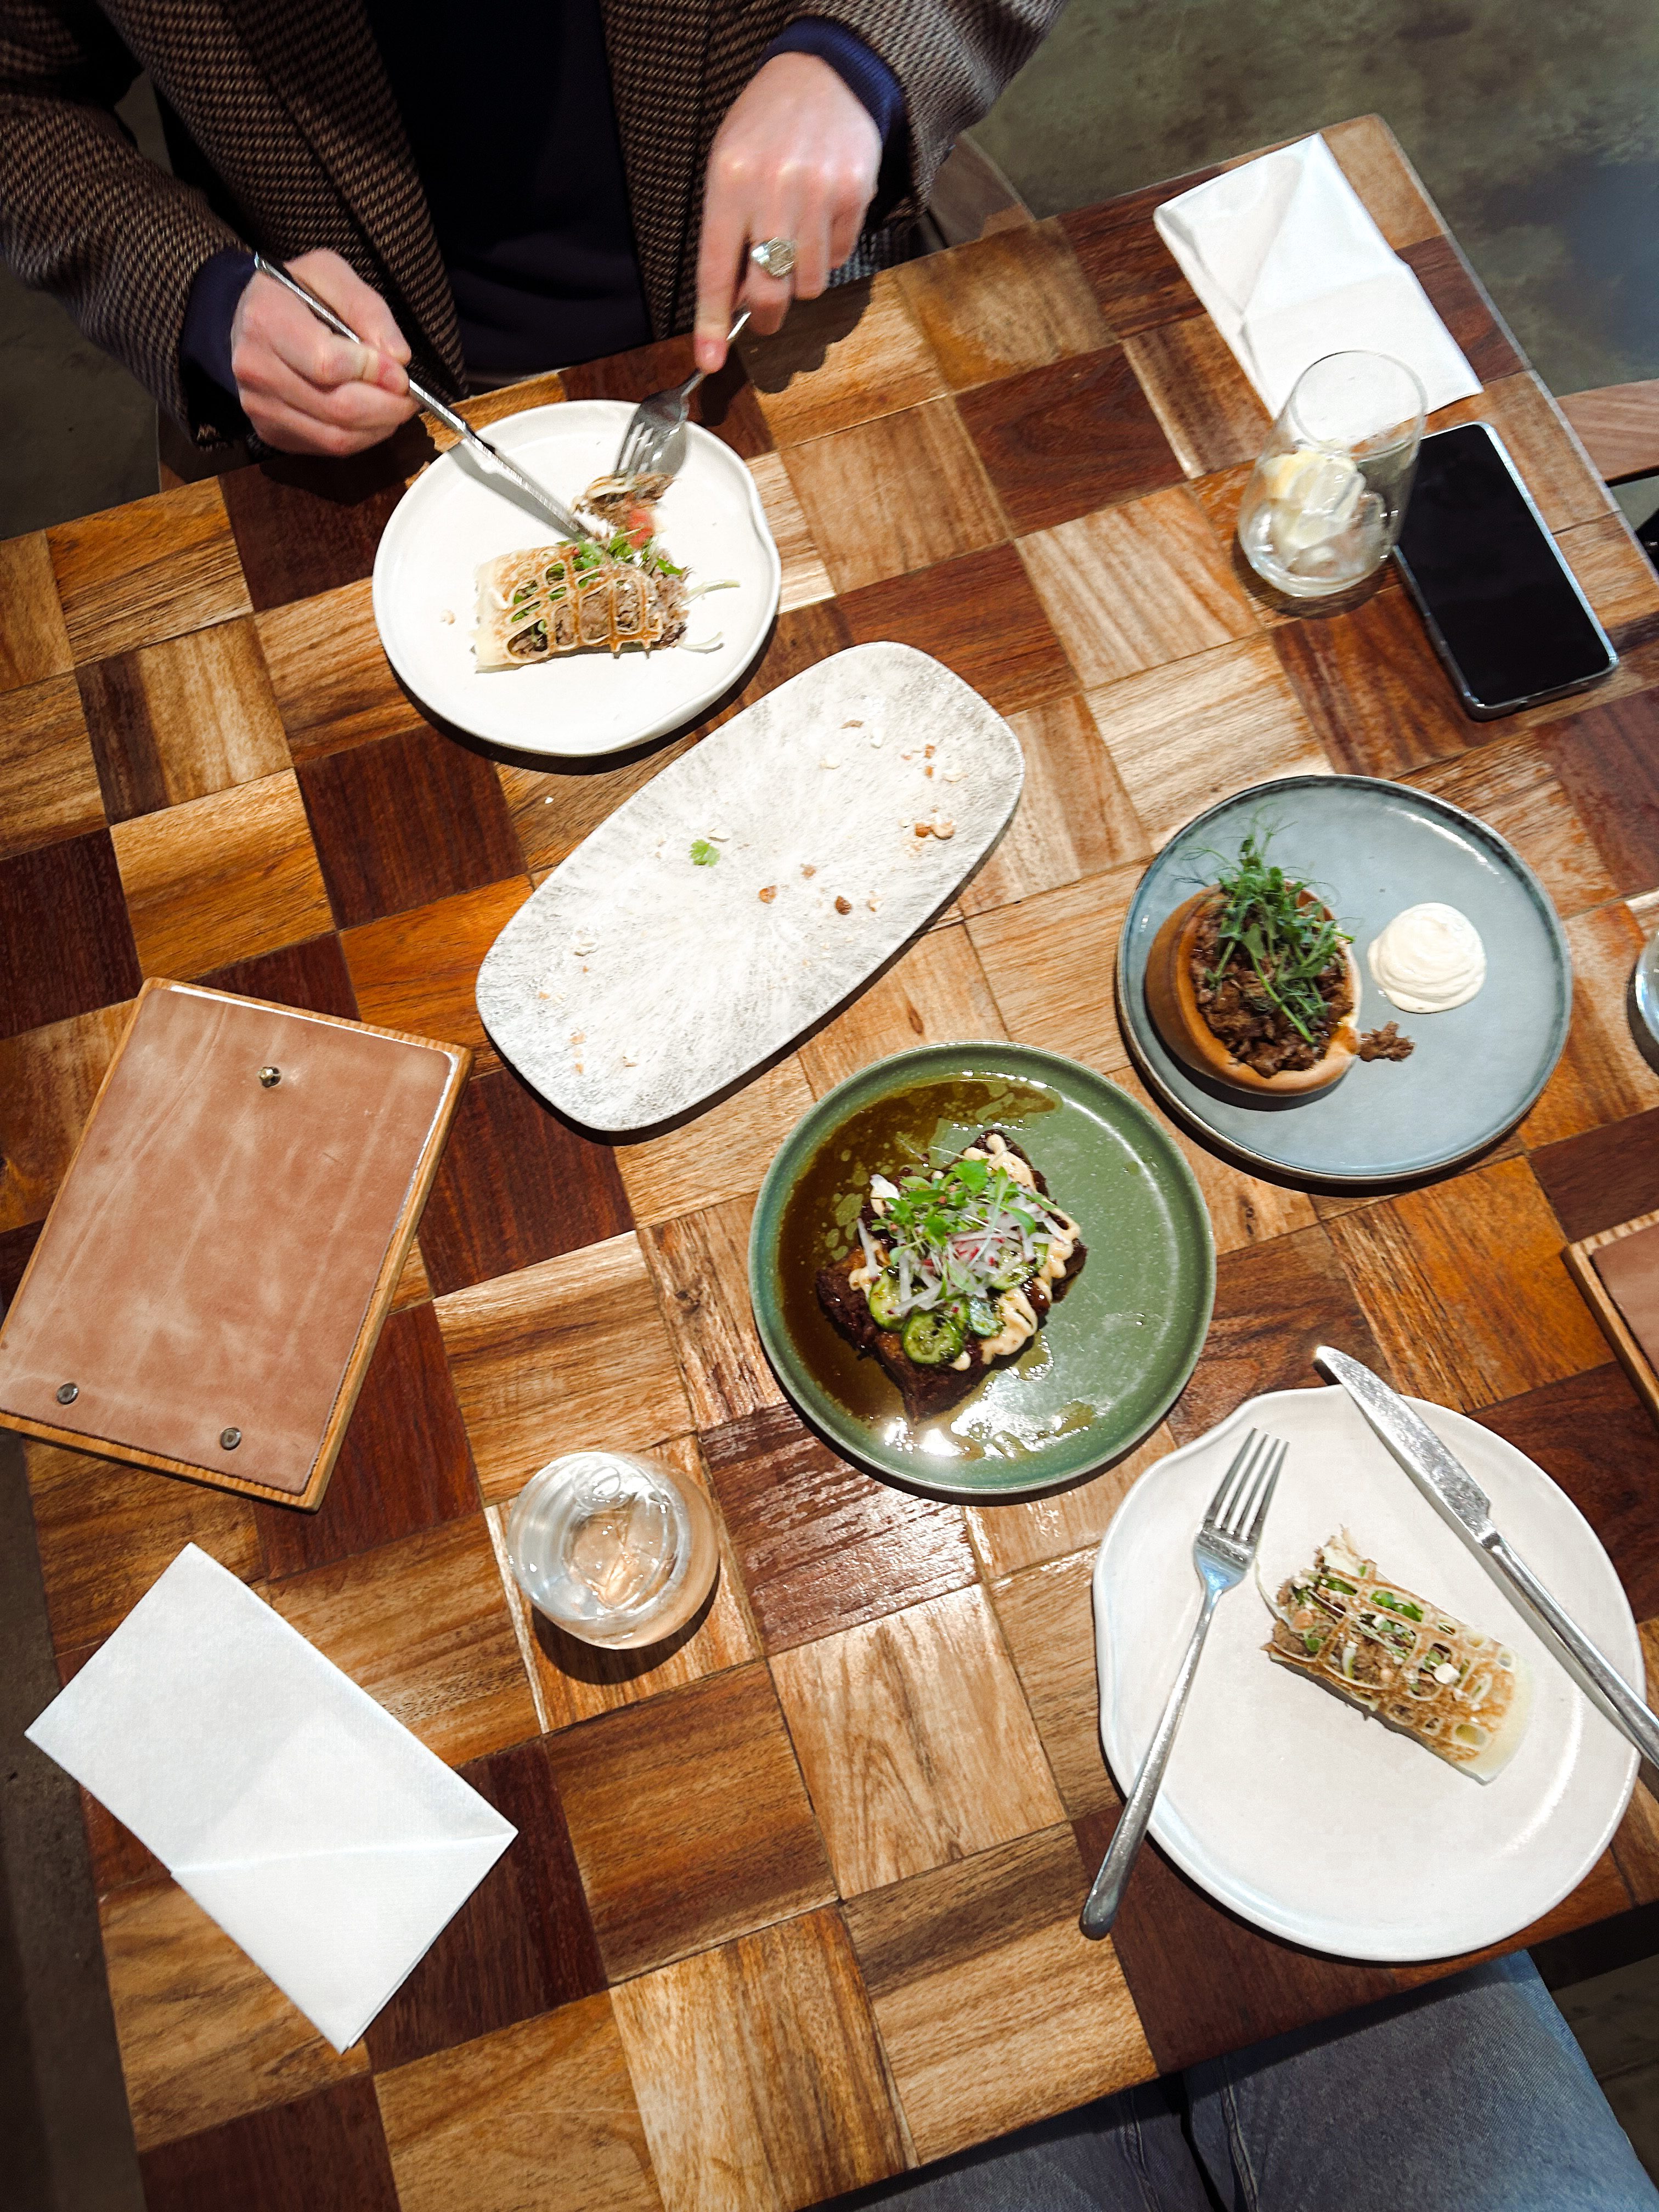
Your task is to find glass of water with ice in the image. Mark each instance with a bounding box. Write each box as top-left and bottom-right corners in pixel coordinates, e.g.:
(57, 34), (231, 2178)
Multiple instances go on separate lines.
(1237, 351), (1426, 599)
(506, 1450), (719, 1649)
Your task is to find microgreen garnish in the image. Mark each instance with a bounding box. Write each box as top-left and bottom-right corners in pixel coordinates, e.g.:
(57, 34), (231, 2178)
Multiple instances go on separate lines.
(858, 1146), (1073, 1331)
(690, 839), (719, 866)
(1200, 830), (1350, 1045)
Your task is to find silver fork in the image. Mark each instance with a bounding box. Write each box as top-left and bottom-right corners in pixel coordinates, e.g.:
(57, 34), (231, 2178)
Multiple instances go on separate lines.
(1080, 1427), (1286, 1939)
(612, 312), (751, 480)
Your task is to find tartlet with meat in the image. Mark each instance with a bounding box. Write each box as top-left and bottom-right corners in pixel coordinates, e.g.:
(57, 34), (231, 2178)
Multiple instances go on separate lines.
(1144, 833), (1362, 1095)
(815, 1131), (1086, 1423)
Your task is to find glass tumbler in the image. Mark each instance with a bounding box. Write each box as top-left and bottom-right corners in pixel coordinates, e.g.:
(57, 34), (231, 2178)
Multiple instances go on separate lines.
(1237, 351), (1426, 599)
(1633, 923), (1659, 1076)
(506, 1449), (719, 1649)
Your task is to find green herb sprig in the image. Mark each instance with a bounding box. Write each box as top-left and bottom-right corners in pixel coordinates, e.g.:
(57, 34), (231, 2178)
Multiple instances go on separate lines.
(866, 1154), (1068, 1325)
(1201, 831), (1350, 1045)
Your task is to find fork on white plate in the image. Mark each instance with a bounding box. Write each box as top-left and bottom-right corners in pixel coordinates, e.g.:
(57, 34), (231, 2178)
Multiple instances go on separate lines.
(1080, 1427), (1286, 1938)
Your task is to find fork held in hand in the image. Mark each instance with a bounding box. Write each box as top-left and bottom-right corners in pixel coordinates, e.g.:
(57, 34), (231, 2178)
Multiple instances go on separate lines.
(1080, 1428), (1286, 1939)
(612, 312), (751, 481)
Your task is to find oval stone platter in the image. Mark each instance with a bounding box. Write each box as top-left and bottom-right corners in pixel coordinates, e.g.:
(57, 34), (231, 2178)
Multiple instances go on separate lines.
(1116, 774), (1572, 1186)
(748, 1043), (1216, 1502)
(476, 644), (1024, 1131)
(373, 400), (781, 757)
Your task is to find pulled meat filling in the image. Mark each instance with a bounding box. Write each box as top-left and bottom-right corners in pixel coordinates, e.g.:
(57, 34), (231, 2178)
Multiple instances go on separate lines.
(1191, 902), (1351, 1077)
(1358, 1022), (1415, 1062)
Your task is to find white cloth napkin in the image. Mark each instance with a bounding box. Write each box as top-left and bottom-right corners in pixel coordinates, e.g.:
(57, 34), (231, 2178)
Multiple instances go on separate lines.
(26, 1544), (516, 2051)
(1155, 134), (1480, 416)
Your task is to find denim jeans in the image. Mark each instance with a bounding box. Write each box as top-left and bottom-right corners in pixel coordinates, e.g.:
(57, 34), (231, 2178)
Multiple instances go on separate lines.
(827, 1954), (1658, 2212)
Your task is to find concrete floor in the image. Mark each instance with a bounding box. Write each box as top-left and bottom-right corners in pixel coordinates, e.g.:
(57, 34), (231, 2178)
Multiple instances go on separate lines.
(0, 74), (171, 537)
(4, 9), (1659, 2207)
(1555, 1950), (1659, 2181)
(3, 2), (1658, 534)
(977, 0), (1659, 397)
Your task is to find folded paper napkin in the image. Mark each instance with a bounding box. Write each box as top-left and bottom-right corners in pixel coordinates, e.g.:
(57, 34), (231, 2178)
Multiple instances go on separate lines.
(1155, 134), (1481, 416)
(26, 1544), (515, 2051)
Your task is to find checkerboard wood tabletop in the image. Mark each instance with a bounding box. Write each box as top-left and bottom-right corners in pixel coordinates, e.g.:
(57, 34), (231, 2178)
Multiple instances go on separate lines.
(4, 116), (1659, 2212)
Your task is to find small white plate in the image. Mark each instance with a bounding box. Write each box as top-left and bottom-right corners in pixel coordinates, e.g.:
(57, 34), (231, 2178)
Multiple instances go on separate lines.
(1093, 1386), (1639, 1960)
(371, 401), (781, 758)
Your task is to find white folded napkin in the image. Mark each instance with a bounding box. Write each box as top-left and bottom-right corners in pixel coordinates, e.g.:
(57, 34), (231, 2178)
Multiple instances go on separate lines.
(1155, 134), (1480, 416)
(26, 1544), (515, 2051)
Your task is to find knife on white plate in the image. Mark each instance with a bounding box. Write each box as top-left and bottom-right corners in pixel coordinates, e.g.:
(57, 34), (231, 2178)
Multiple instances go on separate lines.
(1315, 1343), (1659, 1770)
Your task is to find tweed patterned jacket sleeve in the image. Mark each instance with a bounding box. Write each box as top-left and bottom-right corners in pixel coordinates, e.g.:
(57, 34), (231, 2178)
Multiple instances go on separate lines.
(0, 0), (1063, 445)
(791, 0), (1063, 212)
(0, 0), (470, 443)
(0, 1), (245, 436)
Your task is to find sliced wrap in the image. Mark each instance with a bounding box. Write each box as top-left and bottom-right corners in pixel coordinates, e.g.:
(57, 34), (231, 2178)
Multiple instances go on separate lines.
(473, 543), (687, 668)
(1265, 1531), (1531, 1781)
(472, 472), (689, 669)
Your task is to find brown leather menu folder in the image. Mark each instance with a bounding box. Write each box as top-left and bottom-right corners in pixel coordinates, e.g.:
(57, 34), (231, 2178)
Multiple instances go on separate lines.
(1566, 1210), (1659, 1429)
(0, 980), (469, 1509)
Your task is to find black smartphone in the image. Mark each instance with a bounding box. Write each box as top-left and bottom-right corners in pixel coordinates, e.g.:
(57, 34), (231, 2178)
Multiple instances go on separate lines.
(1393, 421), (1616, 719)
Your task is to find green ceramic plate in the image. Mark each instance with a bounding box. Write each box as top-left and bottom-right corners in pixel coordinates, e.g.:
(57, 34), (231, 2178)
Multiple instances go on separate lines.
(748, 1044), (1216, 1502)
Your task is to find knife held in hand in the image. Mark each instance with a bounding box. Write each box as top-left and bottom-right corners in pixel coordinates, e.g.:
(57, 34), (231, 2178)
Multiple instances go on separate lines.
(251, 253), (600, 542)
(1316, 1344), (1659, 1771)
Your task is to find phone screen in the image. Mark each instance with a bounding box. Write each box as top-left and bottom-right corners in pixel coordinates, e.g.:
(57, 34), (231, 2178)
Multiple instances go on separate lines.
(1393, 423), (1616, 716)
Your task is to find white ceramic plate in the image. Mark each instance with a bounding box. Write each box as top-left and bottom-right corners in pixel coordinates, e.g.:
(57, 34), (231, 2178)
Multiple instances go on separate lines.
(371, 400), (781, 757)
(1093, 1385), (1639, 1960)
(475, 643), (1023, 1132)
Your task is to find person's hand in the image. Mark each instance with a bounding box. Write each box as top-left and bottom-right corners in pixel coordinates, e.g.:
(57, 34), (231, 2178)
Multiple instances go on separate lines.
(695, 52), (882, 373)
(230, 249), (417, 456)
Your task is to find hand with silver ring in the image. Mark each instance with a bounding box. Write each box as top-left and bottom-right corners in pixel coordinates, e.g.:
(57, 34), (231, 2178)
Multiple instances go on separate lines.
(695, 52), (882, 372)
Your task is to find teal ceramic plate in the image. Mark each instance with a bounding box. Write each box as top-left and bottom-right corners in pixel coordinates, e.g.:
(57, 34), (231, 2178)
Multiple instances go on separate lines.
(748, 1043), (1216, 1502)
(1116, 776), (1572, 1188)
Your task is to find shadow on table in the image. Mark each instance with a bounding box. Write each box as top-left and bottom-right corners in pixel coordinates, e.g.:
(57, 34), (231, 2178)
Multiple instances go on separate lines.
(524, 1564), (721, 1684)
(0, 1432), (143, 2212)
(737, 278), (883, 395)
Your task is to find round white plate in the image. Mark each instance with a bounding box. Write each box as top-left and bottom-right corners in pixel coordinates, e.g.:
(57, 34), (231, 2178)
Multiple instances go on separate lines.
(1093, 1386), (1639, 1960)
(371, 400), (782, 758)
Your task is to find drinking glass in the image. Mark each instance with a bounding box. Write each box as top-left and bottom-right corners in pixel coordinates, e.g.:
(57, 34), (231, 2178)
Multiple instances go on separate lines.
(1237, 351), (1426, 599)
(1633, 924), (1659, 1076)
(506, 1449), (719, 1649)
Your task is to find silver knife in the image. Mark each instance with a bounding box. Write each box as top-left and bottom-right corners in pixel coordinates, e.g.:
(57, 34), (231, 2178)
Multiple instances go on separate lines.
(1316, 1345), (1659, 1769)
(251, 254), (600, 541)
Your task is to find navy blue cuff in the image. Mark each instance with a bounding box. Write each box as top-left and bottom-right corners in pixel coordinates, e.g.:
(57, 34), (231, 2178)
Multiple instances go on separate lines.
(180, 245), (256, 404)
(764, 18), (905, 149)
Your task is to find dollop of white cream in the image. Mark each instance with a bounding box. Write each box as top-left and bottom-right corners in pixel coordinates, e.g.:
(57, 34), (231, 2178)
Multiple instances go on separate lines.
(1366, 903), (1486, 1013)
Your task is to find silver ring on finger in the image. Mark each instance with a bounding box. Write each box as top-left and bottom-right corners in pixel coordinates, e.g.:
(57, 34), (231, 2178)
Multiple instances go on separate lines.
(748, 236), (798, 280)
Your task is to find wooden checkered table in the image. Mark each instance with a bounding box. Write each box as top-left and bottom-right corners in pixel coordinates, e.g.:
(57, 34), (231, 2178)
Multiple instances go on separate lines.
(4, 114), (1659, 2212)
